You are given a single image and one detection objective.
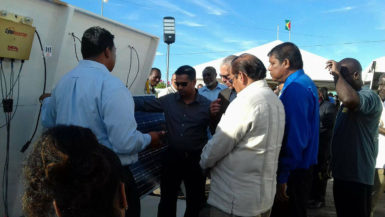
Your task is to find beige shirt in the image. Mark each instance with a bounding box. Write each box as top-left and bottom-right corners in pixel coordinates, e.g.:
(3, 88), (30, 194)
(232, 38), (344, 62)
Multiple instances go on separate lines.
(200, 79), (285, 216)
(377, 102), (385, 169)
(158, 86), (177, 98)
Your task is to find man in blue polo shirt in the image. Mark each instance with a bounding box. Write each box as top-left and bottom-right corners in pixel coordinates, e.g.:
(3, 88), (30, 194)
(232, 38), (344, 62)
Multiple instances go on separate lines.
(268, 42), (319, 217)
(327, 58), (382, 217)
(199, 66), (227, 101)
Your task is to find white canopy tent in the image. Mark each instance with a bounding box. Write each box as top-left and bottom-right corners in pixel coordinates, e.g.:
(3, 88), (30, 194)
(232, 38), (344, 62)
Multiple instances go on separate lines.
(194, 40), (336, 89)
(363, 56), (385, 89)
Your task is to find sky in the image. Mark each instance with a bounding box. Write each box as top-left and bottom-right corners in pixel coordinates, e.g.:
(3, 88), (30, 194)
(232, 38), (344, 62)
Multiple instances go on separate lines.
(63, 0), (385, 82)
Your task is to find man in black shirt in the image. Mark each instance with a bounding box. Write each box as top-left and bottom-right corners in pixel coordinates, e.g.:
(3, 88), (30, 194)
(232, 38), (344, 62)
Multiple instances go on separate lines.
(135, 65), (211, 217)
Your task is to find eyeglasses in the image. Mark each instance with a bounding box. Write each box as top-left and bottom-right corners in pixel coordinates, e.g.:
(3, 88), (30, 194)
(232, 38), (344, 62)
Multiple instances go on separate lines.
(220, 74), (230, 80)
(221, 74), (233, 84)
(175, 82), (188, 87)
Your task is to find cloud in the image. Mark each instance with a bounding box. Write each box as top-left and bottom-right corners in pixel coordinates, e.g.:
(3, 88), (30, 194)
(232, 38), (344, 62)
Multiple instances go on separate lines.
(178, 21), (204, 27)
(334, 44), (359, 56)
(322, 6), (356, 13)
(223, 38), (263, 50)
(148, 0), (195, 17)
(156, 51), (164, 56)
(188, 0), (227, 16)
(121, 12), (140, 21)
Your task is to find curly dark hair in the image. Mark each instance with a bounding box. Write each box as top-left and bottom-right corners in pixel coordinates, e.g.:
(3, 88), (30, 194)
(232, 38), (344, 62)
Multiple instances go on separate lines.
(23, 125), (124, 217)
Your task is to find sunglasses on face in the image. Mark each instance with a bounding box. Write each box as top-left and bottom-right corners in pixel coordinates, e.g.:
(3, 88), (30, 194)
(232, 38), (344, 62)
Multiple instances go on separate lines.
(220, 74), (230, 80)
(175, 82), (188, 87)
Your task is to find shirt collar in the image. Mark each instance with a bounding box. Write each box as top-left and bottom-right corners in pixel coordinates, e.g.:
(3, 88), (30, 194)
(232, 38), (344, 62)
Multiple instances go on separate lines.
(201, 83), (223, 92)
(237, 79), (268, 97)
(175, 89), (202, 104)
(79, 60), (110, 74)
(280, 69), (304, 95)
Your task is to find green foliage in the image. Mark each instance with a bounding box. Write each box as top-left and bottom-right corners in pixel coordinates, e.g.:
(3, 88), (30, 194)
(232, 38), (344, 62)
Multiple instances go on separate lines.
(156, 81), (166, 89)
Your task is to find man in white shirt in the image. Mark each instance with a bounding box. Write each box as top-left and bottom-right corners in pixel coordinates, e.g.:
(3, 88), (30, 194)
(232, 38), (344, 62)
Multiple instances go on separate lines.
(200, 53), (285, 217)
(158, 73), (177, 97)
(198, 66), (227, 101)
(372, 74), (385, 216)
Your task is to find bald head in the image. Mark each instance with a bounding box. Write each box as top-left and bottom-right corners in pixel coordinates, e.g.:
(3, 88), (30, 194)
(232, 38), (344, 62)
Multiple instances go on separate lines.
(339, 58), (363, 90)
(340, 58), (362, 76)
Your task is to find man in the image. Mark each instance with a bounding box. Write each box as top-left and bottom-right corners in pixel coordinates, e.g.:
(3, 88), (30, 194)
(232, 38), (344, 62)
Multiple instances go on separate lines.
(327, 58), (383, 217)
(134, 65), (211, 217)
(145, 67), (162, 95)
(372, 74), (385, 217)
(198, 66), (227, 101)
(327, 58), (382, 217)
(209, 55), (237, 133)
(40, 26), (163, 217)
(268, 42), (319, 217)
(158, 73), (177, 97)
(200, 53), (285, 217)
(308, 87), (336, 209)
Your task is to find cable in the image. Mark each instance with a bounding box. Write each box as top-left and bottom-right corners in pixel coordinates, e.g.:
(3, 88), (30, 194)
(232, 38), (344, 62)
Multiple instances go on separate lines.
(71, 32), (80, 62)
(0, 62), (22, 129)
(8, 59), (14, 99)
(154, 39), (385, 57)
(125, 45), (133, 87)
(20, 29), (47, 153)
(128, 46), (140, 89)
(7, 60), (24, 100)
(0, 59), (5, 99)
(0, 59), (8, 99)
(2, 112), (11, 217)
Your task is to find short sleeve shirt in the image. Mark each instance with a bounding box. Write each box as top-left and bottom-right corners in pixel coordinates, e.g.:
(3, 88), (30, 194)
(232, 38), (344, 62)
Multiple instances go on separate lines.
(331, 88), (382, 185)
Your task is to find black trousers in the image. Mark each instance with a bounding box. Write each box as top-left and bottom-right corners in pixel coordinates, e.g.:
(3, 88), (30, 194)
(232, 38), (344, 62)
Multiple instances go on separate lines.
(157, 149), (206, 217)
(122, 165), (141, 217)
(309, 164), (329, 202)
(270, 167), (313, 217)
(333, 179), (372, 217)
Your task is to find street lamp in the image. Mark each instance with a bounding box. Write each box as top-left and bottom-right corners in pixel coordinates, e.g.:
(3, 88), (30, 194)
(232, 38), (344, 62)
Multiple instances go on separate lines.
(101, 0), (108, 16)
(163, 16), (175, 87)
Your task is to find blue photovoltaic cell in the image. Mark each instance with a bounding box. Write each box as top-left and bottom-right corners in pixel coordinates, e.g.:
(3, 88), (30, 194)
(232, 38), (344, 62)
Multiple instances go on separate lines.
(130, 96), (167, 197)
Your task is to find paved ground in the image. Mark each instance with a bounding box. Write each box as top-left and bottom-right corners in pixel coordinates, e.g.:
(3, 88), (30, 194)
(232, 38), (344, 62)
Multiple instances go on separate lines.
(142, 179), (385, 217)
(308, 179), (385, 217)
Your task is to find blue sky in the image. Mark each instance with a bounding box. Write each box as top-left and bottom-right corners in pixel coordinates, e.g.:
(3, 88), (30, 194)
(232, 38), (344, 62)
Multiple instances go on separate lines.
(64, 0), (385, 81)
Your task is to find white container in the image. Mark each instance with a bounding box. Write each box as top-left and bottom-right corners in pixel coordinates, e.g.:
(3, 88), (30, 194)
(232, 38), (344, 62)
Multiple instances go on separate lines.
(0, 0), (159, 216)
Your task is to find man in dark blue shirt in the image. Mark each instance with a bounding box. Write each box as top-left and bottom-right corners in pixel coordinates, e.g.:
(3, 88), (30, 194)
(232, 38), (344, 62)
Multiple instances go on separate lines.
(327, 58), (382, 217)
(135, 65), (211, 217)
(268, 42), (319, 217)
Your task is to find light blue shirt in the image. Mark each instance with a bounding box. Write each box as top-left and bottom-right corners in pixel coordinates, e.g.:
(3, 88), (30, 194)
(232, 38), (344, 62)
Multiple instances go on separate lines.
(198, 83), (227, 101)
(41, 60), (151, 165)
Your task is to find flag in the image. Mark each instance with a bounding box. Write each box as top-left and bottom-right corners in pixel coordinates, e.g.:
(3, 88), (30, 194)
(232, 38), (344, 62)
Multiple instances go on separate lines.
(285, 20), (291, 31)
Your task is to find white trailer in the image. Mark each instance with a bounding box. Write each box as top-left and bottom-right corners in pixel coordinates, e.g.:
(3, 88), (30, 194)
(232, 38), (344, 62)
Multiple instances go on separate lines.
(0, 0), (159, 216)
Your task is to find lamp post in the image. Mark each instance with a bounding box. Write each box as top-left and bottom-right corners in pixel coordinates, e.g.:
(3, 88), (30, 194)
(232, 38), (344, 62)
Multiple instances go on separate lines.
(163, 17), (175, 87)
(101, 0), (108, 16)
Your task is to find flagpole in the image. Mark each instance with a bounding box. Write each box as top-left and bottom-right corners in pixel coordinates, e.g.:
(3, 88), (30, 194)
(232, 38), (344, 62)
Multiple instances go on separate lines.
(289, 30), (291, 41)
(277, 25), (279, 40)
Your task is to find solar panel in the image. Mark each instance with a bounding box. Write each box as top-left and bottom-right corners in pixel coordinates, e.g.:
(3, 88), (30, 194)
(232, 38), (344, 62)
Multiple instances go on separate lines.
(130, 96), (167, 197)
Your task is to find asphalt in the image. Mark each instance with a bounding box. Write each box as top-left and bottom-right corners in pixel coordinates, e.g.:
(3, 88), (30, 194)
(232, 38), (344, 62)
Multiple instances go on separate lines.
(142, 179), (385, 217)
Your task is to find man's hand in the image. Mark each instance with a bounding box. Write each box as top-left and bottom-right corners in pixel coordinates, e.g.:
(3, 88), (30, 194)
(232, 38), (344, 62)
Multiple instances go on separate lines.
(276, 183), (289, 202)
(39, 93), (51, 103)
(210, 98), (221, 117)
(148, 131), (166, 148)
(326, 60), (341, 77)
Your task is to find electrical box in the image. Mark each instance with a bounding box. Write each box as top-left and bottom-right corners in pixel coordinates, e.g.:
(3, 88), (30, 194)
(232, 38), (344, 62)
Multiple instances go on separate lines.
(0, 11), (35, 60)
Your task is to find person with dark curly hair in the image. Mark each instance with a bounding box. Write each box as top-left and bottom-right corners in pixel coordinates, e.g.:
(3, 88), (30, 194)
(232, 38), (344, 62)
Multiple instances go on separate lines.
(23, 125), (128, 217)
